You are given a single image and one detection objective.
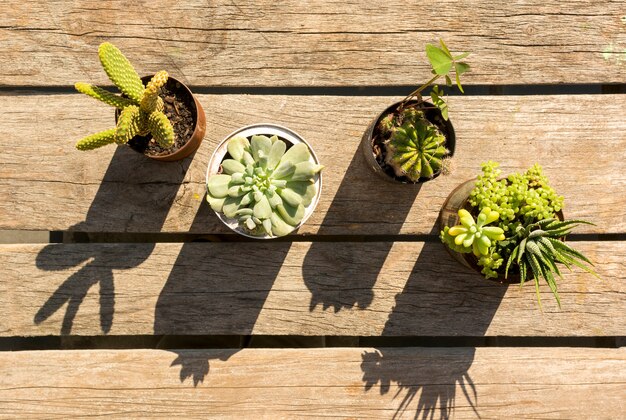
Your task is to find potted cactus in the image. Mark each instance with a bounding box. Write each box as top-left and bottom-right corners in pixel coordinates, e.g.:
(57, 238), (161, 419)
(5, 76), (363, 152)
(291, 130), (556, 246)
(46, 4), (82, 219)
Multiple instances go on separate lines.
(439, 161), (598, 307)
(74, 42), (206, 161)
(206, 124), (324, 238)
(361, 39), (470, 183)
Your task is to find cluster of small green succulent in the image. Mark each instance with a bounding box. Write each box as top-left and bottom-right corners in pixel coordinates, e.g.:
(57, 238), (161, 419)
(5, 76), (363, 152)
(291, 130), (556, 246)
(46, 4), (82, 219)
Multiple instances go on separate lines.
(206, 135), (323, 237)
(378, 107), (449, 182)
(468, 161), (564, 232)
(442, 161), (597, 306)
(74, 42), (174, 151)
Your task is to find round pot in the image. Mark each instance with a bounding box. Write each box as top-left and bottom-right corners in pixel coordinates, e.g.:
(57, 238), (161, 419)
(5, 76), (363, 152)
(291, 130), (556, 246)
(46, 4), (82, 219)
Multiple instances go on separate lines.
(206, 123), (323, 239)
(439, 178), (564, 284)
(116, 75), (206, 162)
(361, 99), (455, 184)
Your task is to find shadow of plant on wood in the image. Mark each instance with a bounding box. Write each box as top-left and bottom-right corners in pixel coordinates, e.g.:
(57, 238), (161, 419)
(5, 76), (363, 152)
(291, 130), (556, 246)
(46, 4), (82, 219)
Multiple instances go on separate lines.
(154, 200), (292, 385)
(360, 240), (507, 419)
(34, 147), (191, 334)
(302, 137), (422, 312)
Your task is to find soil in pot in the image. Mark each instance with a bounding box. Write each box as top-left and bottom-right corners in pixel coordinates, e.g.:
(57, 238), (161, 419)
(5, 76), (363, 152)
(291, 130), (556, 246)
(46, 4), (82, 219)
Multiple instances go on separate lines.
(123, 77), (198, 158)
(369, 100), (455, 183)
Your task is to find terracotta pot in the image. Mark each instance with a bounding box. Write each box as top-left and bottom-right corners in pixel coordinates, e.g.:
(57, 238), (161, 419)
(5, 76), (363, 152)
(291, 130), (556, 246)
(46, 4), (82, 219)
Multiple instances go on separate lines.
(361, 99), (455, 184)
(439, 178), (564, 284)
(116, 75), (206, 162)
(206, 123), (323, 239)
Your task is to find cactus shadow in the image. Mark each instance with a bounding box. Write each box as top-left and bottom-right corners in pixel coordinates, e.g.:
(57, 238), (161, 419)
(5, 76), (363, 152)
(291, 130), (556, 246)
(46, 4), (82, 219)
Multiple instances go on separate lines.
(154, 199), (291, 385)
(302, 138), (422, 312)
(361, 239), (508, 419)
(34, 147), (192, 334)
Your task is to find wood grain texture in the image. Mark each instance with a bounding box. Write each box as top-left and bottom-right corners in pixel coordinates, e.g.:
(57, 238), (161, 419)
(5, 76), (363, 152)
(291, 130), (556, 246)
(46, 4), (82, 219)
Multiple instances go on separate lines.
(1, 1), (625, 86)
(0, 347), (624, 419)
(1, 94), (624, 235)
(1, 241), (623, 337)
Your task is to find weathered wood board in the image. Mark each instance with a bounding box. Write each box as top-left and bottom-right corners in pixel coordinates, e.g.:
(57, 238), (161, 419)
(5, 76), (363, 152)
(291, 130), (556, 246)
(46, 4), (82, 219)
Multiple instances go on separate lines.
(1, 241), (623, 337)
(0, 347), (624, 419)
(1, 1), (625, 86)
(1, 94), (624, 235)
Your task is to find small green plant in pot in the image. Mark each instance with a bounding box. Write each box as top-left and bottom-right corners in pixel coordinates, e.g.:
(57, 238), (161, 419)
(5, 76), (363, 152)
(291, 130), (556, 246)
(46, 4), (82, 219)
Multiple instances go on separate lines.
(74, 42), (206, 161)
(206, 124), (323, 238)
(362, 39), (471, 183)
(440, 161), (598, 308)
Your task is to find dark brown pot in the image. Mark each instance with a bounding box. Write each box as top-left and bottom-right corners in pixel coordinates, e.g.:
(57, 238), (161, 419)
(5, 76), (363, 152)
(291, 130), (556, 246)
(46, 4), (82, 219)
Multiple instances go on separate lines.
(116, 75), (206, 162)
(439, 178), (564, 284)
(361, 99), (455, 184)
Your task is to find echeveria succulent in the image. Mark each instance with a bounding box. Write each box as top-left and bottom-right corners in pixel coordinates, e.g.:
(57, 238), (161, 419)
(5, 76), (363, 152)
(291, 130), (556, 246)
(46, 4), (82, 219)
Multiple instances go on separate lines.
(440, 207), (505, 256)
(207, 135), (323, 237)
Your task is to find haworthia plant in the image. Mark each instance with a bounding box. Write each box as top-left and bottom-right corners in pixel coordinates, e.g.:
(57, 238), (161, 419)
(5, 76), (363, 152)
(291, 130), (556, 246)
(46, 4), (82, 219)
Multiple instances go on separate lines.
(382, 107), (449, 182)
(207, 135), (323, 237)
(74, 42), (174, 151)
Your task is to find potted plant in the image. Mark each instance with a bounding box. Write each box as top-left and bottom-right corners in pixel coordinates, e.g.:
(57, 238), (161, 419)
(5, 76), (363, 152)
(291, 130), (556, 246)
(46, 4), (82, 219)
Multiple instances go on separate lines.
(361, 39), (470, 183)
(206, 124), (324, 238)
(439, 161), (598, 307)
(74, 42), (206, 161)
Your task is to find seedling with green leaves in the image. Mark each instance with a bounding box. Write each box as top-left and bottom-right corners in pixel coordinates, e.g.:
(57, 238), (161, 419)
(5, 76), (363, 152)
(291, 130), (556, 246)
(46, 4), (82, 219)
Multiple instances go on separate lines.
(207, 135), (323, 237)
(402, 39), (471, 120)
(74, 42), (174, 151)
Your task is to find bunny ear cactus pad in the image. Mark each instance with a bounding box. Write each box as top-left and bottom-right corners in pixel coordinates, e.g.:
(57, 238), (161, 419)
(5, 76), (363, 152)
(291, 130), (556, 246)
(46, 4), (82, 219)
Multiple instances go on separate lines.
(74, 42), (175, 151)
(207, 135), (323, 237)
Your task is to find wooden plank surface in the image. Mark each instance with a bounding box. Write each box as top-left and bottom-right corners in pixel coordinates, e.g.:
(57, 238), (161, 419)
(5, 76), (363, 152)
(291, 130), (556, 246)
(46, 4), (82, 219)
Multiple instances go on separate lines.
(1, 94), (625, 235)
(1, 1), (625, 86)
(2, 241), (623, 337)
(0, 347), (624, 419)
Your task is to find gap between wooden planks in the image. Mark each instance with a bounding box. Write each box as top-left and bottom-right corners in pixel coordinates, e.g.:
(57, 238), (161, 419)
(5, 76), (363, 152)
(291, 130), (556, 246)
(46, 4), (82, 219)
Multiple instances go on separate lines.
(0, 94), (624, 235)
(1, 241), (623, 337)
(1, 1), (625, 86)
(0, 347), (624, 418)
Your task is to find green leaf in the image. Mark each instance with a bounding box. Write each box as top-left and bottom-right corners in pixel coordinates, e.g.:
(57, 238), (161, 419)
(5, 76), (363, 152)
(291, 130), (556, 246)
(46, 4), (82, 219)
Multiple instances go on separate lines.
(455, 71), (464, 94)
(206, 195), (226, 212)
(445, 75), (452, 87)
(270, 212), (295, 237)
(280, 143), (311, 165)
(221, 159), (246, 175)
(251, 135), (273, 161)
(253, 194), (272, 219)
(454, 62), (471, 76)
(438, 39), (454, 59)
(453, 52), (470, 60)
(426, 44), (453, 75)
(291, 162), (324, 181)
(277, 202), (305, 226)
(277, 187), (303, 207)
(223, 196), (243, 218)
(207, 174), (232, 198)
(267, 139), (287, 170)
(227, 137), (250, 162)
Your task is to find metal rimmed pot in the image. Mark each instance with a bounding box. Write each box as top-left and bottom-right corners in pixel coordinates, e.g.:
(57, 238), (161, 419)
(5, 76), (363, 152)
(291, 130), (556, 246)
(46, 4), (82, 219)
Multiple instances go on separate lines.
(116, 75), (206, 162)
(361, 99), (455, 184)
(206, 123), (323, 239)
(439, 178), (564, 284)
